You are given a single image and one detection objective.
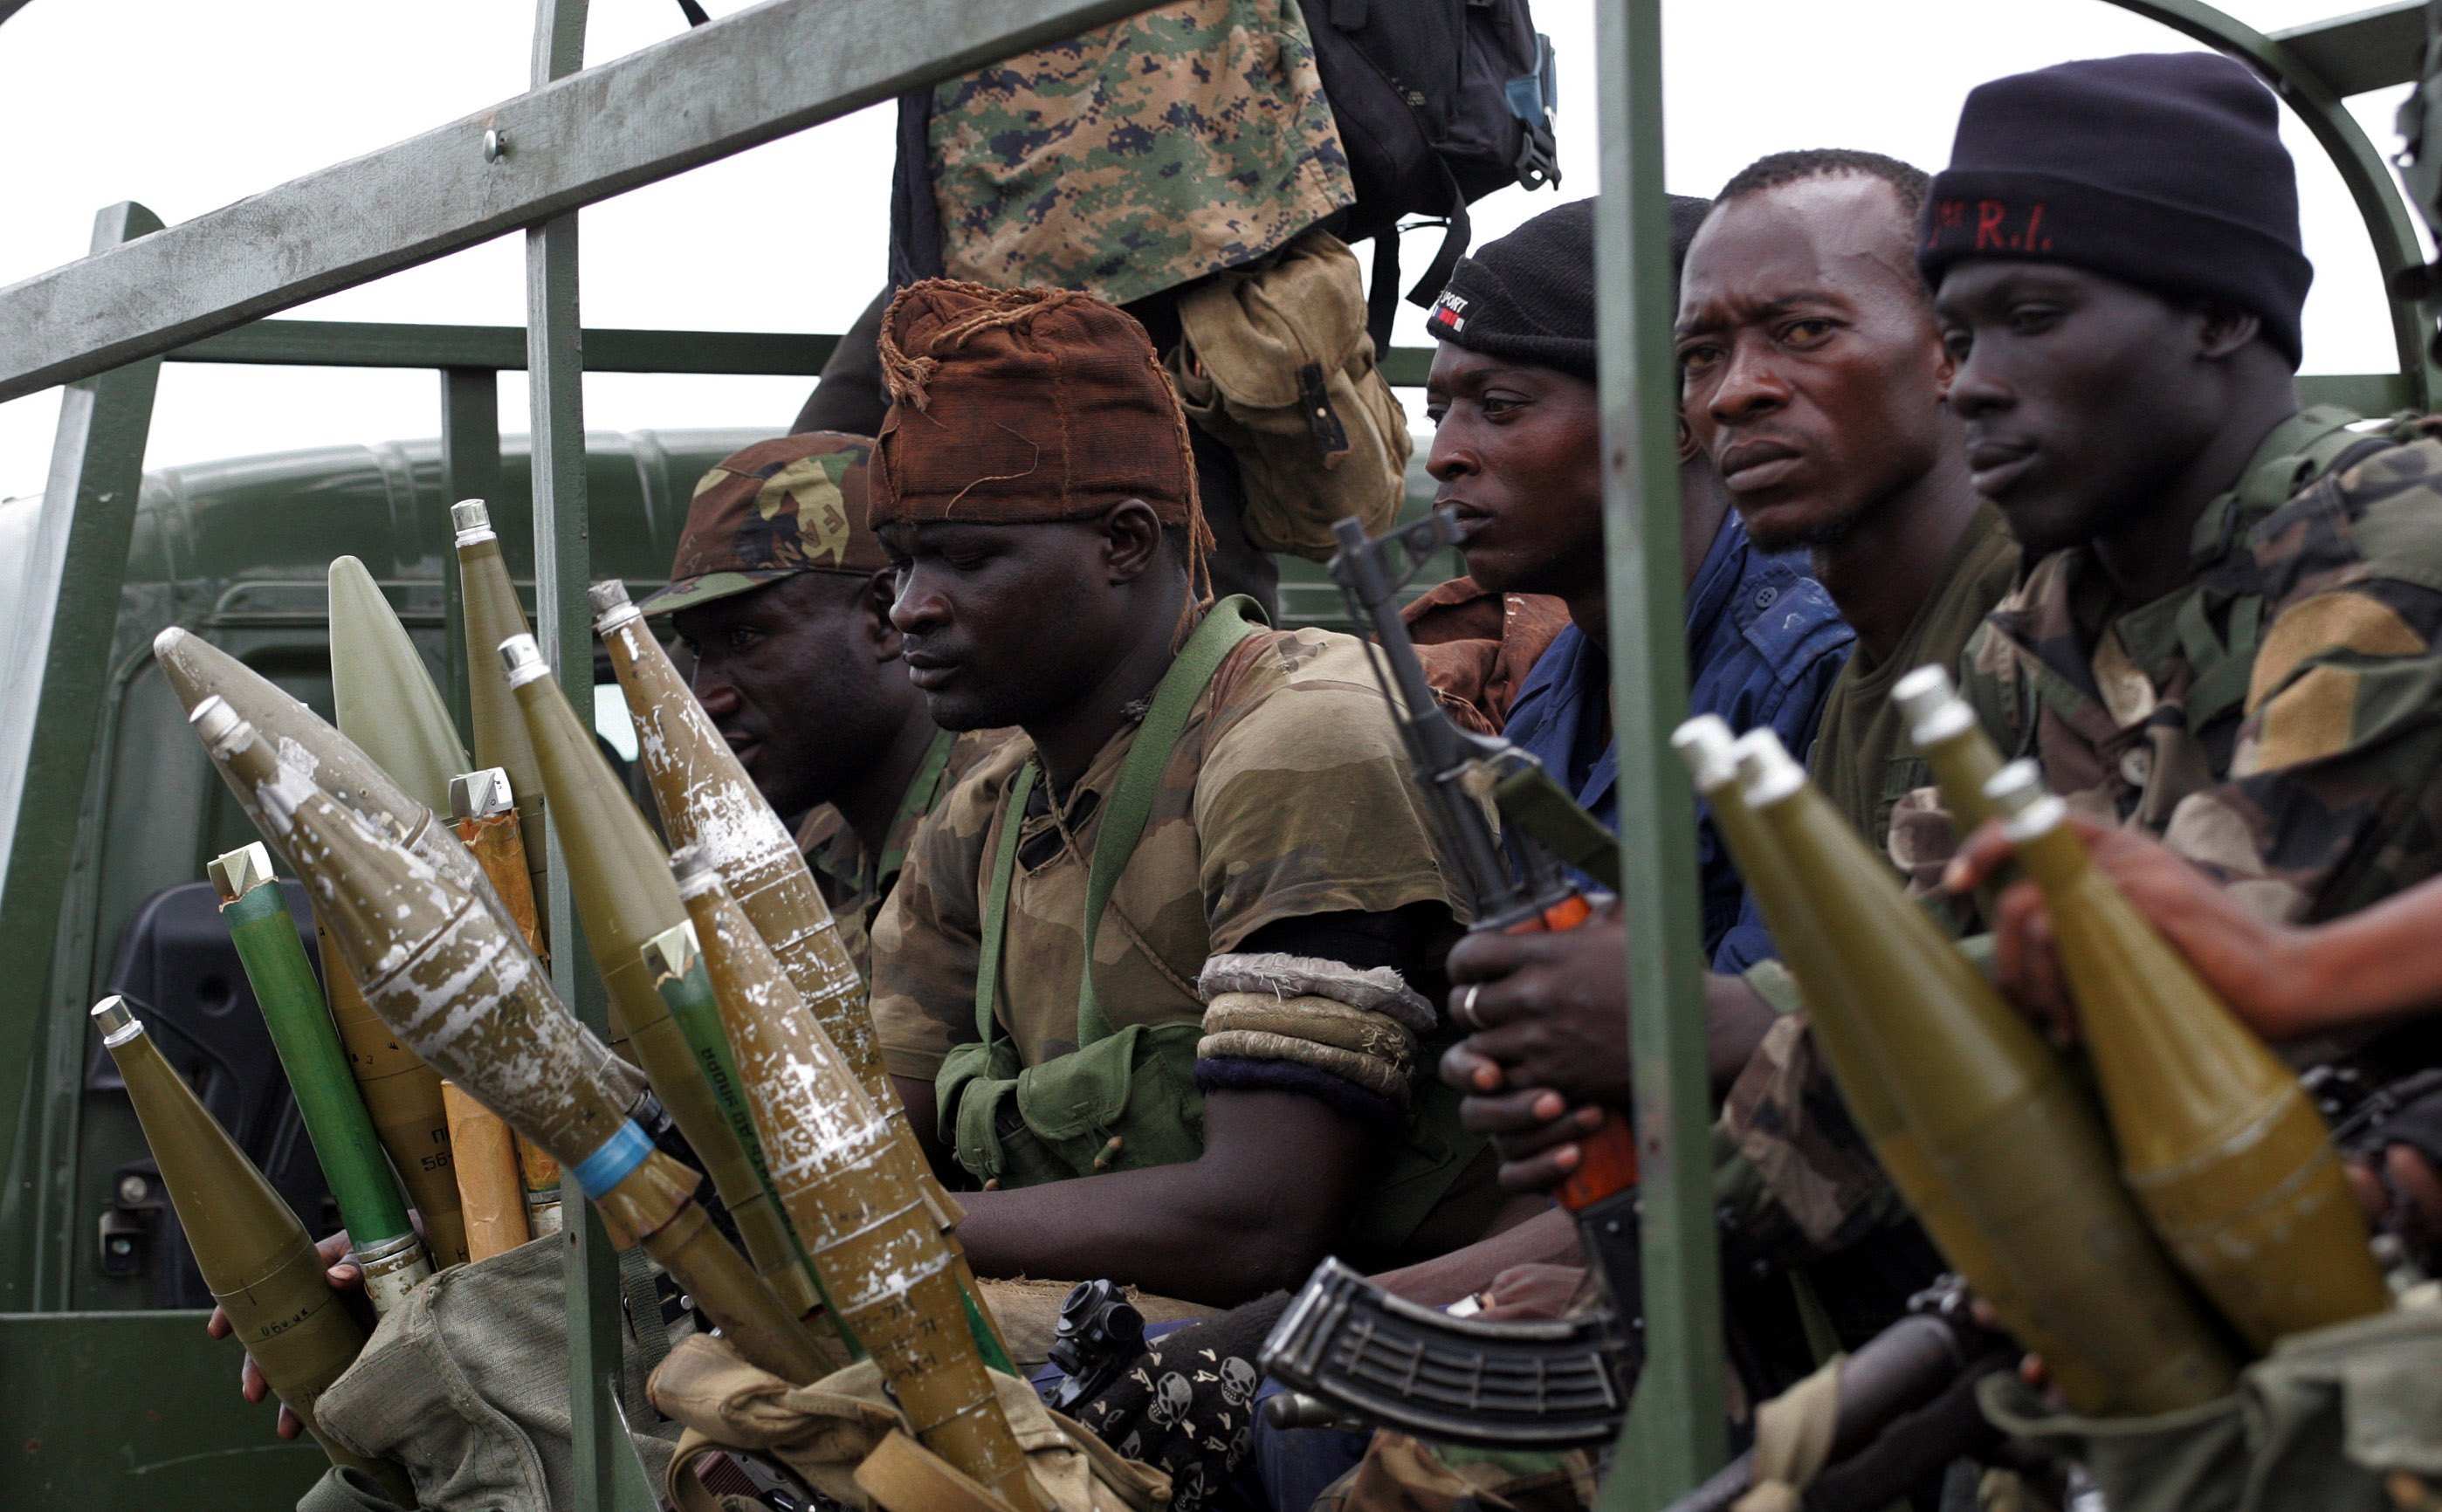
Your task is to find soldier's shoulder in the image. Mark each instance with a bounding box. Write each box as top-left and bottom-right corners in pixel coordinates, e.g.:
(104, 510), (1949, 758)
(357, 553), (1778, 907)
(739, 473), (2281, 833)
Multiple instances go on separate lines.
(1197, 626), (1409, 776)
(932, 732), (1037, 841)
(2255, 434), (2442, 601)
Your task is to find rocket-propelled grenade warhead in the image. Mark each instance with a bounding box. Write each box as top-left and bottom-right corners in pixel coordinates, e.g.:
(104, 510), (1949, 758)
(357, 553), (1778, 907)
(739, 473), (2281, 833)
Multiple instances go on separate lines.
(155, 627), (477, 1267)
(452, 499), (553, 948)
(328, 553), (468, 814)
(590, 577), (979, 1289)
(1731, 729), (2238, 1416)
(93, 994), (412, 1502)
(152, 626), (519, 941)
(186, 698), (828, 1386)
(671, 845), (1043, 1511)
(451, 767), (563, 1235)
(210, 842), (431, 1311)
(499, 631), (799, 1305)
(1984, 760), (2390, 1349)
(1895, 665), (2008, 848)
(1681, 722), (2029, 1365)
(588, 579), (893, 1113)
(639, 920), (835, 1343)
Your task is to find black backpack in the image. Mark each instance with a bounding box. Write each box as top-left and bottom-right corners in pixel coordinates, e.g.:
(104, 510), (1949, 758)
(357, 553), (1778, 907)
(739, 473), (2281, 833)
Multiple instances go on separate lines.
(1304, 0), (1562, 347)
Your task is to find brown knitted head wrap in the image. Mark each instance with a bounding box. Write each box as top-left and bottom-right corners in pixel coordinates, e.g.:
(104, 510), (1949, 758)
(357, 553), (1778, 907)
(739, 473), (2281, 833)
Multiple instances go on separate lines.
(871, 279), (1212, 604)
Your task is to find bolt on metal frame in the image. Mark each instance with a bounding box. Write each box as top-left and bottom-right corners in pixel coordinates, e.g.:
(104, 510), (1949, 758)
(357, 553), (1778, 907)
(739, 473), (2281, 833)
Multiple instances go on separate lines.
(0, 1), (2432, 1507)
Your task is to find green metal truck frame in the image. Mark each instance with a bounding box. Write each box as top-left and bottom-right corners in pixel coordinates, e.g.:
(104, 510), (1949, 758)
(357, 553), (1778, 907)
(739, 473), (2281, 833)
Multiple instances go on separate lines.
(0, 2), (2430, 1508)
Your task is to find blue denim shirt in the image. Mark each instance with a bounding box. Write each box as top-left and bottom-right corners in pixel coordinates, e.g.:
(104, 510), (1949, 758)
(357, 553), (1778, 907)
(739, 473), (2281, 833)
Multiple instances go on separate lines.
(1503, 512), (1853, 972)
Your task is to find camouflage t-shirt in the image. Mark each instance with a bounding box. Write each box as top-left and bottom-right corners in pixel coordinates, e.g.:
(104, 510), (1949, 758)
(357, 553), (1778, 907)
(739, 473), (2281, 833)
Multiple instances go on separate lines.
(927, 0), (1356, 307)
(870, 626), (1468, 1082)
(794, 728), (1013, 976)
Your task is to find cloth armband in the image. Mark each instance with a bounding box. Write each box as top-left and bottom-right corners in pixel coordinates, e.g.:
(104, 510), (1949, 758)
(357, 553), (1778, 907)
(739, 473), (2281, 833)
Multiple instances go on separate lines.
(1193, 952), (1433, 1113)
(1196, 951), (1436, 1034)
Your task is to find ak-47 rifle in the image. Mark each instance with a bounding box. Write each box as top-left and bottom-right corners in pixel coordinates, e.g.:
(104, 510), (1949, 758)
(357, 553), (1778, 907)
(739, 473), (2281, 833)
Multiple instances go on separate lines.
(1259, 509), (1647, 1446)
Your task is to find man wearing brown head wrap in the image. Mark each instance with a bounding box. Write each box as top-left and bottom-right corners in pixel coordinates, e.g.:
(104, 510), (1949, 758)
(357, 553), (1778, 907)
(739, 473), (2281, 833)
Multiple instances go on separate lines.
(864, 281), (1527, 1305)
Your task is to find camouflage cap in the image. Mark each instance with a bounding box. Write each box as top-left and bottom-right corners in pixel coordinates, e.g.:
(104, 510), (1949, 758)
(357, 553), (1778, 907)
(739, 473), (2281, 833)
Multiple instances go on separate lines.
(636, 431), (890, 617)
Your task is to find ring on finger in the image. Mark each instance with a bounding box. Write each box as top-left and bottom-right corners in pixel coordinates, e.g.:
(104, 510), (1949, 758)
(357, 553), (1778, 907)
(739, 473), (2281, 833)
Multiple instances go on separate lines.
(1456, 983), (1483, 1031)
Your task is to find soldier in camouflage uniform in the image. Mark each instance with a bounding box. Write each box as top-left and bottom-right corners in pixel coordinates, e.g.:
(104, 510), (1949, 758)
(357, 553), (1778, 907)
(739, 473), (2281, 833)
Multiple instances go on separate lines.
(864, 280), (1517, 1311)
(796, 0), (1359, 612)
(635, 431), (1005, 972)
(1716, 52), (2442, 1266)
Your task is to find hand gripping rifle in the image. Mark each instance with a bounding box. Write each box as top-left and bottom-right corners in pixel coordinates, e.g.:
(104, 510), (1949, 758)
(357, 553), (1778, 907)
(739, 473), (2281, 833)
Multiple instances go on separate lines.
(1257, 510), (1647, 1447)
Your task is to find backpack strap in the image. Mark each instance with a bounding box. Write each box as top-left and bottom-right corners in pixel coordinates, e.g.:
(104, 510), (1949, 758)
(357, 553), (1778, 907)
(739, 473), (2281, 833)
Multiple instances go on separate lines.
(972, 596), (1268, 1049)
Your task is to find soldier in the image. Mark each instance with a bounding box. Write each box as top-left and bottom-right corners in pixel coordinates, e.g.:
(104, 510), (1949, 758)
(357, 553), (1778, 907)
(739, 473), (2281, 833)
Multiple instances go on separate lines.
(866, 278), (1523, 1308)
(795, 0), (1358, 611)
(634, 431), (1001, 971)
(1424, 193), (1853, 973)
(1441, 154), (2015, 1310)
(1910, 52), (2442, 1066)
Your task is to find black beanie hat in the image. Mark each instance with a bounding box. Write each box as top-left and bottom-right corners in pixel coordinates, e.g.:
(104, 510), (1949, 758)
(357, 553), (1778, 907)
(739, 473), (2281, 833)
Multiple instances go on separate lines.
(1425, 194), (1713, 381)
(1918, 52), (2311, 368)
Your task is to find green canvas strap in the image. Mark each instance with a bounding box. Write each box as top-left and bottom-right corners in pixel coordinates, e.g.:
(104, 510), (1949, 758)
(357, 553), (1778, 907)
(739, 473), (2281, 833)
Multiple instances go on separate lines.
(974, 762), (1039, 1046)
(972, 595), (1266, 1048)
(877, 728), (958, 886)
(2181, 405), (2375, 729)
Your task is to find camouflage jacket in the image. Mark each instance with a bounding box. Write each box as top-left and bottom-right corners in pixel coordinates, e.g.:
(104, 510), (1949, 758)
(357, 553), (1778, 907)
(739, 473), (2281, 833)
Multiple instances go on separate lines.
(1724, 407), (2442, 1263)
(793, 728), (1012, 976)
(870, 626), (1469, 1080)
(1945, 408), (2442, 925)
(924, 0), (1355, 306)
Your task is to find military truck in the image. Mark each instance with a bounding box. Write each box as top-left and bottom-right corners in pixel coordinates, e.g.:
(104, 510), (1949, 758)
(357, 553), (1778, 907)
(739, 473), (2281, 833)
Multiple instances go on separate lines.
(0, 2), (2432, 1509)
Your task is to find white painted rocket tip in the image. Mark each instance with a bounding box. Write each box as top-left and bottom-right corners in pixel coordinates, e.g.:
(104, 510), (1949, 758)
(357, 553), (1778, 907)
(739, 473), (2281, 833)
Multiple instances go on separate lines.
(153, 624), (187, 660)
(1670, 714), (1739, 793)
(1894, 664), (1973, 747)
(1732, 728), (1806, 808)
(451, 498), (495, 545)
(1987, 759), (2066, 842)
(588, 580), (641, 635)
(189, 694), (247, 755)
(499, 634), (548, 689)
(91, 993), (143, 1047)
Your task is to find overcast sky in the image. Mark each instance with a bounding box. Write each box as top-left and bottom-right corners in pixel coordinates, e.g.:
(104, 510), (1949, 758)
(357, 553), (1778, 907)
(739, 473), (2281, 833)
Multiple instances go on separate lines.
(0, 0), (2425, 502)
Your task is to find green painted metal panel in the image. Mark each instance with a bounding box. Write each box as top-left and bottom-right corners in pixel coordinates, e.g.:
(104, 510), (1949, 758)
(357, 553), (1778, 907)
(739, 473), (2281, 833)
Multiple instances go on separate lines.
(1590, 1), (1727, 1505)
(0, 204), (165, 1314)
(0, 0), (1169, 403)
(2116, 0), (2438, 410)
(0, 1311), (329, 1511)
(2269, 2), (2425, 97)
(172, 320), (839, 376)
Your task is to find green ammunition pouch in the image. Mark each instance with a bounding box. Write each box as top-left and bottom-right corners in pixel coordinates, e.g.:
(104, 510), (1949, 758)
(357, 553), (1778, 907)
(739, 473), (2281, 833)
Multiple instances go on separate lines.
(937, 596), (1266, 1194)
(1978, 1297), (2442, 1512)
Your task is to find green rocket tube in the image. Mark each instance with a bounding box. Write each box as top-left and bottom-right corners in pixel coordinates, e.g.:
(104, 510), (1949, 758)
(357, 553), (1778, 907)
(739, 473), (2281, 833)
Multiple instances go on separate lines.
(452, 500), (553, 946)
(673, 848), (1043, 1511)
(1985, 762), (2390, 1350)
(211, 842), (431, 1313)
(94, 995), (414, 1502)
(592, 578), (1006, 1360)
(643, 922), (854, 1358)
(189, 697), (827, 1385)
(1735, 729), (2236, 1416)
